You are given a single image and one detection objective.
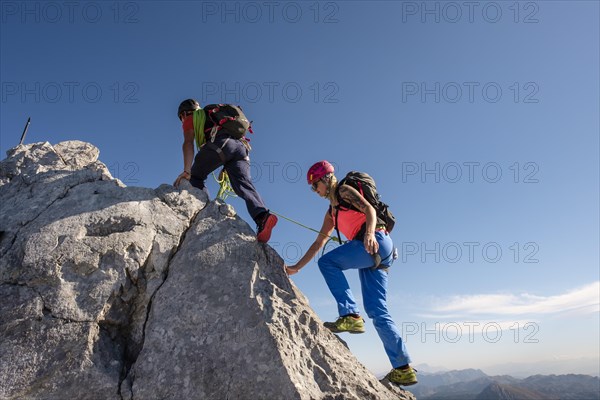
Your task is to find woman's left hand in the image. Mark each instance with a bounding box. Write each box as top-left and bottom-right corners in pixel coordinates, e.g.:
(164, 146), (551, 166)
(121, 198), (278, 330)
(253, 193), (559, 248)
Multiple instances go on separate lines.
(364, 233), (379, 255)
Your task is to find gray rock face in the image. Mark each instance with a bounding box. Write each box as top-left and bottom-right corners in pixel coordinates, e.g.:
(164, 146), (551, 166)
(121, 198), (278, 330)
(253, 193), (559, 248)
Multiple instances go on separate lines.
(0, 141), (415, 400)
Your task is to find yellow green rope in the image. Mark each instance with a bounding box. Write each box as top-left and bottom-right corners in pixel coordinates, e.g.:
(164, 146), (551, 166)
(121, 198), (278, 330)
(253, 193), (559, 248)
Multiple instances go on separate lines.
(213, 169), (237, 200)
(211, 178), (341, 248)
(269, 210), (342, 244)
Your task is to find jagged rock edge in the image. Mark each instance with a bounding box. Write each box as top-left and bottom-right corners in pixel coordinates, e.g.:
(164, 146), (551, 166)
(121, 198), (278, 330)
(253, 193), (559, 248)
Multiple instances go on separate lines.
(1, 142), (416, 400)
(0, 174), (108, 262)
(118, 198), (208, 399)
(2, 143), (210, 398)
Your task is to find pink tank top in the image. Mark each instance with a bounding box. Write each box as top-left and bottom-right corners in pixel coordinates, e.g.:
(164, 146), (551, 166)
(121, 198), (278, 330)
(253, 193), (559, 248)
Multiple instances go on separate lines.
(332, 207), (366, 240)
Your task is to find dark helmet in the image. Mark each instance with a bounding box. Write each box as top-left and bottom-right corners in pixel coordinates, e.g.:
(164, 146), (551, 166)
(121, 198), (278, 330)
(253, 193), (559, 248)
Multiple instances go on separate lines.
(177, 99), (200, 118)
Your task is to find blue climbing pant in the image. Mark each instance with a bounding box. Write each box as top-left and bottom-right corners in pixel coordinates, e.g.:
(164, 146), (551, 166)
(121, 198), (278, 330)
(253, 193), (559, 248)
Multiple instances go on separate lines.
(318, 230), (412, 368)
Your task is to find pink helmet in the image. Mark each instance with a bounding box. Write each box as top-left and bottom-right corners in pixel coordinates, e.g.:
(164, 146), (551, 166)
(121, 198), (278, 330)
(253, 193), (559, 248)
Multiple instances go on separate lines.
(307, 160), (335, 184)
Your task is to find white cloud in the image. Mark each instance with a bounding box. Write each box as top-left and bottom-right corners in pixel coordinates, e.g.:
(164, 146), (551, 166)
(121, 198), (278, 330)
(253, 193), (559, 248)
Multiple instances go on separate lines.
(420, 281), (600, 318)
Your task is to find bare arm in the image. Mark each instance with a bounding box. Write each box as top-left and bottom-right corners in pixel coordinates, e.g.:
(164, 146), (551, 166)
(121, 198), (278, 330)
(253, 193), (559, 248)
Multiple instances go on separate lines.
(338, 184), (379, 254)
(286, 209), (335, 275)
(174, 128), (195, 187)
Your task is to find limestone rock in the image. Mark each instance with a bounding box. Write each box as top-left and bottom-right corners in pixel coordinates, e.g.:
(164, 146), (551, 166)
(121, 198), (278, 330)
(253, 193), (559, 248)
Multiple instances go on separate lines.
(0, 141), (415, 400)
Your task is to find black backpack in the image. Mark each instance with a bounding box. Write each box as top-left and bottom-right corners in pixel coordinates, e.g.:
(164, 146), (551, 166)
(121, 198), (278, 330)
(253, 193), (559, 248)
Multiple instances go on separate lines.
(334, 171), (396, 243)
(204, 104), (252, 140)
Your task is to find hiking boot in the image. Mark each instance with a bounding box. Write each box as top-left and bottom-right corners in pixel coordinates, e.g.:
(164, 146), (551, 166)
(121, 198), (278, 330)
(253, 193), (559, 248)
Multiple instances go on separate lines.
(324, 315), (365, 334)
(386, 366), (418, 386)
(256, 212), (277, 243)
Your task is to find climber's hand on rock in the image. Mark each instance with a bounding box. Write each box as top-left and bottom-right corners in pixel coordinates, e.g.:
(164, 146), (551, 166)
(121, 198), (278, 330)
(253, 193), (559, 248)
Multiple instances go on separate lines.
(174, 171), (191, 188)
(285, 264), (301, 276)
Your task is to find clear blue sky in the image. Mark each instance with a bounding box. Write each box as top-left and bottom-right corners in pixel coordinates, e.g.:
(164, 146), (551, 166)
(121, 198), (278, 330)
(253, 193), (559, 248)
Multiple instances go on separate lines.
(1, 1), (598, 376)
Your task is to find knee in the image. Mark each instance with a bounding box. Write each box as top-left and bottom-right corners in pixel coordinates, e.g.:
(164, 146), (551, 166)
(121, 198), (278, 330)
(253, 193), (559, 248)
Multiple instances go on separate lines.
(367, 311), (394, 328)
(363, 300), (391, 321)
(318, 253), (335, 272)
(317, 256), (328, 271)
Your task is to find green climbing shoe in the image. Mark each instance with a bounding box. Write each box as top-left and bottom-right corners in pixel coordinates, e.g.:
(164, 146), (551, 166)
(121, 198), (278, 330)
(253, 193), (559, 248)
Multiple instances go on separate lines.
(386, 366), (418, 386)
(324, 315), (365, 334)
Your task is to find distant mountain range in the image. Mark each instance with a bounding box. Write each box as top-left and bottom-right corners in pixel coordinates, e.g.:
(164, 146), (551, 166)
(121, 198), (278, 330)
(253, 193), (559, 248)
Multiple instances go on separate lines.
(479, 358), (600, 378)
(475, 382), (556, 400)
(409, 369), (599, 400)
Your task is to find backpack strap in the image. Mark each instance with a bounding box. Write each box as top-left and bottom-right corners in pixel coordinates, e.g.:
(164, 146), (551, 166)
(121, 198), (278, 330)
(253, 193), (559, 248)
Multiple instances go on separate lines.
(335, 180), (361, 213)
(204, 137), (250, 163)
(332, 205), (343, 245)
(204, 140), (228, 163)
(333, 183), (364, 244)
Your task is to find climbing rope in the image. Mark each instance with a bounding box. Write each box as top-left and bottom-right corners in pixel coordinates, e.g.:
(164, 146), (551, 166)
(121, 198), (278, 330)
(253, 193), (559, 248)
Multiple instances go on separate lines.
(270, 210), (341, 257)
(213, 169), (237, 200)
(211, 179), (342, 253)
(269, 210), (342, 245)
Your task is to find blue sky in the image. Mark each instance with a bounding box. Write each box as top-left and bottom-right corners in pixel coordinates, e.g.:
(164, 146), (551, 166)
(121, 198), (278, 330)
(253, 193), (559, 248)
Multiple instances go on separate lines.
(1, 1), (598, 376)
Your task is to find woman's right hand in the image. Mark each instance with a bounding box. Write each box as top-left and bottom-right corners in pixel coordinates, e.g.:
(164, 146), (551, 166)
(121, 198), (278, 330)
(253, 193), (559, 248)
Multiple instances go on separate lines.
(285, 264), (301, 276)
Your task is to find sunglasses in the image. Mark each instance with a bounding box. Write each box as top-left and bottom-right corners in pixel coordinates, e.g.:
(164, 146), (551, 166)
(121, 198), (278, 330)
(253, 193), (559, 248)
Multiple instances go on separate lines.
(311, 180), (320, 191)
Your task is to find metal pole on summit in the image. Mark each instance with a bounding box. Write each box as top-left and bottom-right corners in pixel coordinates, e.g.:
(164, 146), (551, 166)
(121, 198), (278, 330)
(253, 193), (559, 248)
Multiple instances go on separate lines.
(19, 117), (31, 145)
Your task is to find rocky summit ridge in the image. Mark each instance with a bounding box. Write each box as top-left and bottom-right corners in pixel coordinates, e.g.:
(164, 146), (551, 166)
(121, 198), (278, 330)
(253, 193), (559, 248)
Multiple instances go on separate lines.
(0, 141), (415, 400)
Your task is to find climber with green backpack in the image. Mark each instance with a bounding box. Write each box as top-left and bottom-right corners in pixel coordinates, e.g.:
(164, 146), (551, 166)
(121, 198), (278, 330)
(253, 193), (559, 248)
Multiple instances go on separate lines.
(285, 161), (417, 386)
(173, 99), (277, 243)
